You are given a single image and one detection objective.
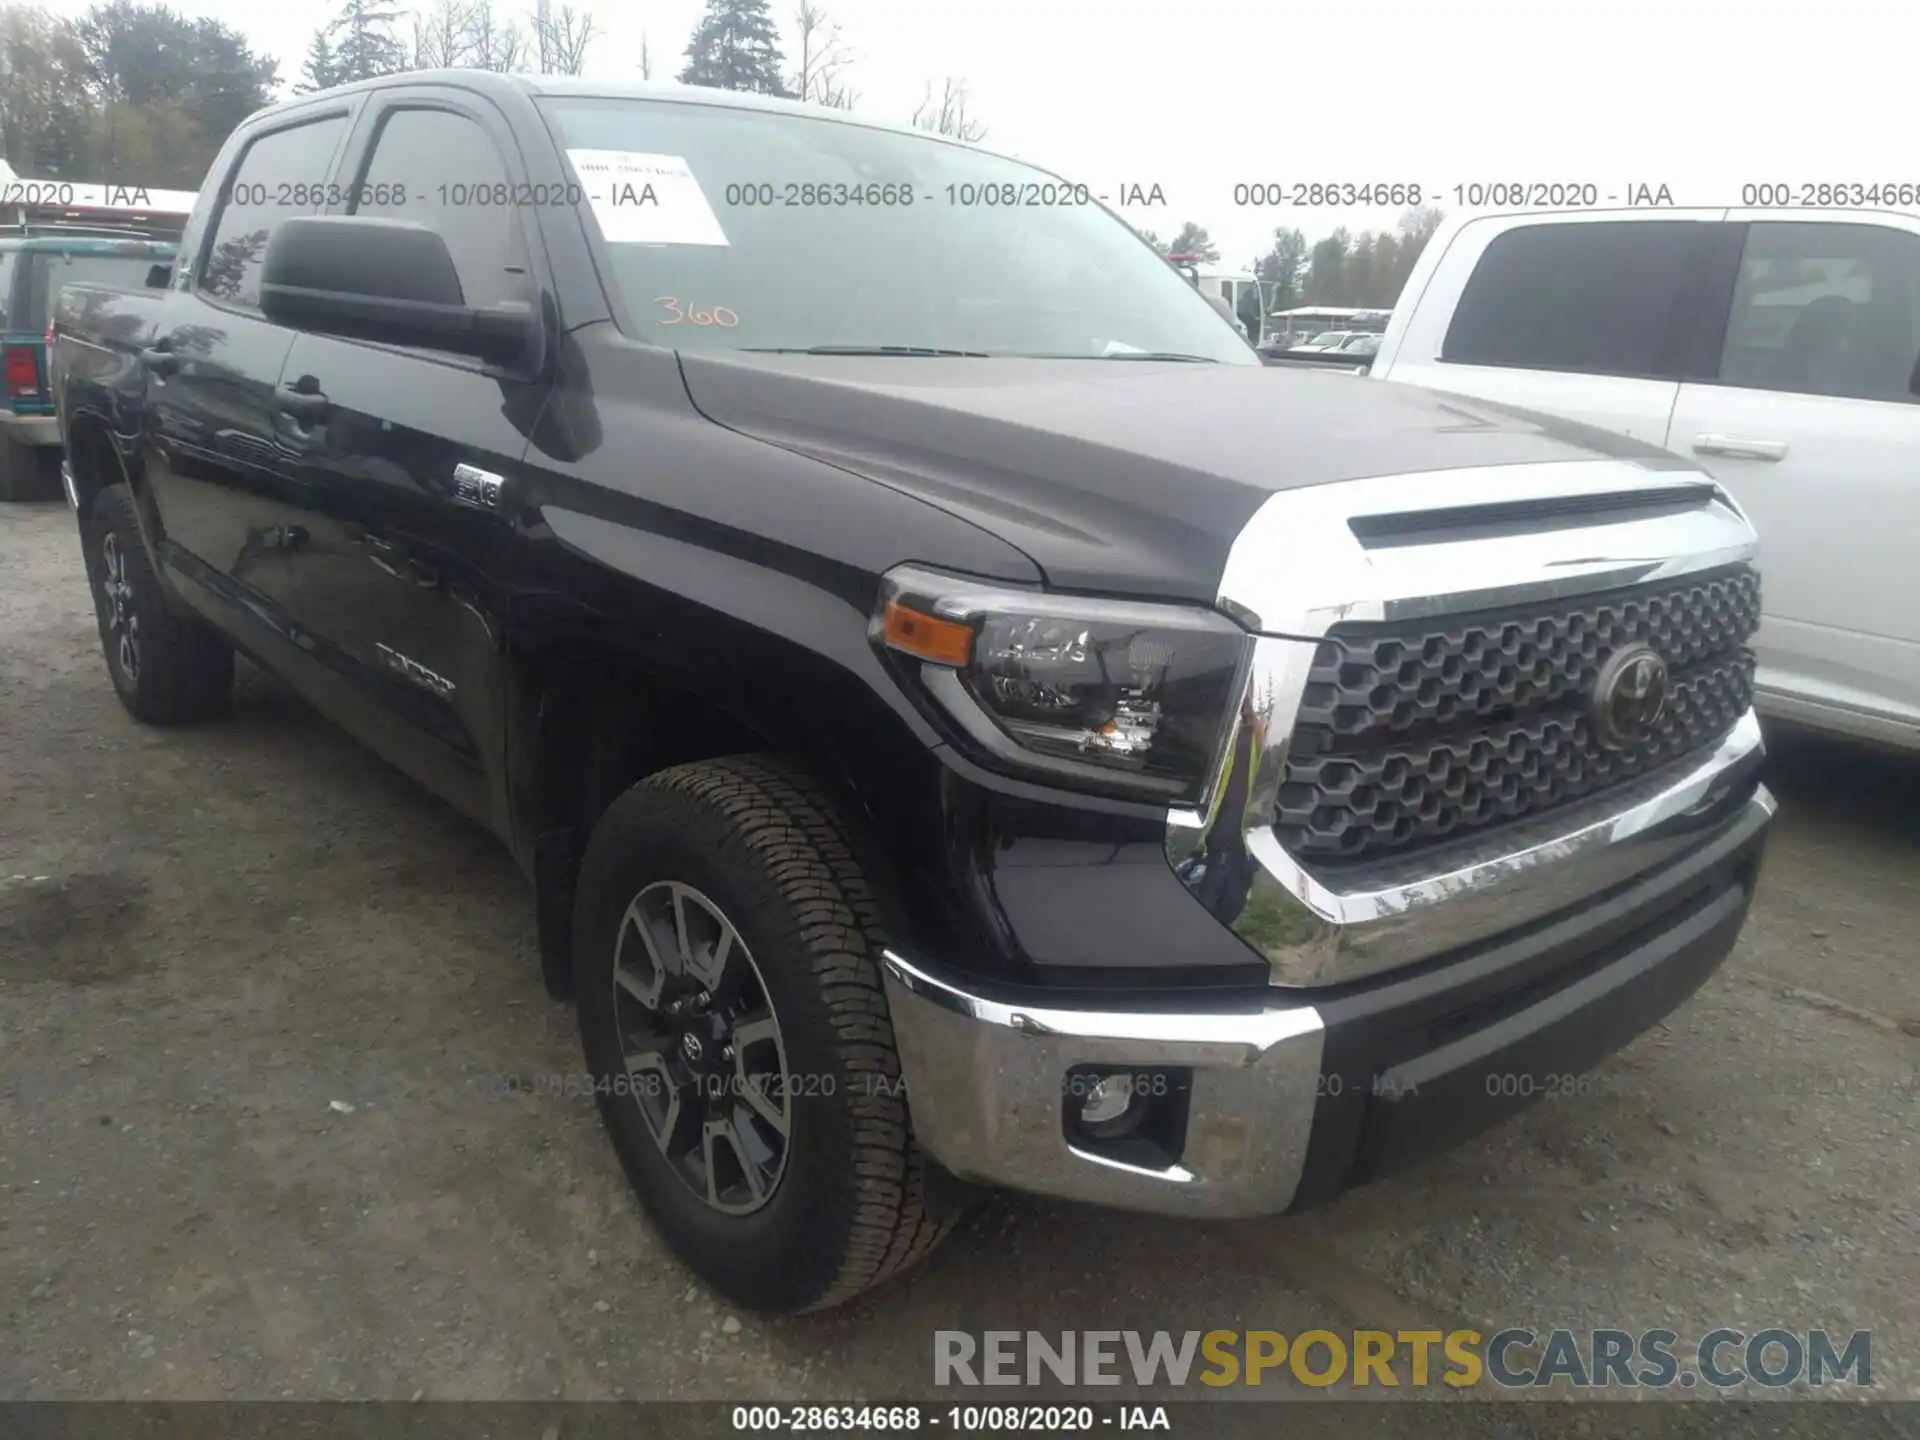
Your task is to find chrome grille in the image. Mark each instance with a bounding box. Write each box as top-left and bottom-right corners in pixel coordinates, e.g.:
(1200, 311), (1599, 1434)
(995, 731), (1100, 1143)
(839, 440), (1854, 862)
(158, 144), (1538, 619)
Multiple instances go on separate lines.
(1275, 566), (1761, 861)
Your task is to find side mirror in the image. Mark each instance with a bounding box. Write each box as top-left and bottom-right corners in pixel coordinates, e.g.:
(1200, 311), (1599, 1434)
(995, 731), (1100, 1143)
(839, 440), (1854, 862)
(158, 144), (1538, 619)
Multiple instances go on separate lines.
(145, 262), (173, 289)
(259, 215), (537, 366)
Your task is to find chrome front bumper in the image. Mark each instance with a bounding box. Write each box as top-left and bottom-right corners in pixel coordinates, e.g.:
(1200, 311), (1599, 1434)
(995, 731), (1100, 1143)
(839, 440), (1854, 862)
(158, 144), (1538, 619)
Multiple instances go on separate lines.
(879, 948), (1325, 1218)
(880, 781), (1773, 1219)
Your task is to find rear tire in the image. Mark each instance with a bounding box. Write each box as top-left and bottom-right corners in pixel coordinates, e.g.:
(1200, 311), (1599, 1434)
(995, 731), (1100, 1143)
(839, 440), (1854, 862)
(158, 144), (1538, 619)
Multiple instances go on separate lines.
(0, 435), (58, 502)
(573, 754), (954, 1313)
(82, 483), (234, 724)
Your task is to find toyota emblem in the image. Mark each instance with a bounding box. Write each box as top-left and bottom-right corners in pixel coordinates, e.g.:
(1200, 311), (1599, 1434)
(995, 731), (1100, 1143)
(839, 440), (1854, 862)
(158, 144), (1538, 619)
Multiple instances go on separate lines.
(1589, 644), (1669, 749)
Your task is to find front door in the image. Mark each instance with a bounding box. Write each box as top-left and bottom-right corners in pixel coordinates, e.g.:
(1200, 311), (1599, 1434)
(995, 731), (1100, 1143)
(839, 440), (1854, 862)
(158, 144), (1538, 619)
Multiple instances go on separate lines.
(1666, 217), (1920, 742)
(271, 94), (553, 826)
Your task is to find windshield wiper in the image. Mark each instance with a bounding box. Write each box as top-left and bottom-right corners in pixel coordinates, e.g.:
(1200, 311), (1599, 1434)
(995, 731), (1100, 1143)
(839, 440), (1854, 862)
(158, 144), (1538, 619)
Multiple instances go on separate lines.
(740, 345), (992, 357)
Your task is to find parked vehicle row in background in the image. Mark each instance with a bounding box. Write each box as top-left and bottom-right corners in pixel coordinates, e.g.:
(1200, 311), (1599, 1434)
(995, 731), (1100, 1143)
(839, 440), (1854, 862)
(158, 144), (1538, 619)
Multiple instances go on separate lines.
(0, 235), (177, 500)
(1373, 207), (1920, 752)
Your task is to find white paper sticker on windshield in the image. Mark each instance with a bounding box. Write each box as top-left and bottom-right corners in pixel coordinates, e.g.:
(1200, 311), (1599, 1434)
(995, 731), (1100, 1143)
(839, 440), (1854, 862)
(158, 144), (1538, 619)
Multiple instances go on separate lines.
(566, 150), (729, 246)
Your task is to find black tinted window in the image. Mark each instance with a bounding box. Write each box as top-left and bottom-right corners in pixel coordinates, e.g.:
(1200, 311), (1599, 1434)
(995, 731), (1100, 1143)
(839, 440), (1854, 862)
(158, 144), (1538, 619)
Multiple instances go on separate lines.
(1442, 221), (1705, 379)
(201, 115), (347, 310)
(1718, 222), (1920, 404)
(350, 108), (525, 309)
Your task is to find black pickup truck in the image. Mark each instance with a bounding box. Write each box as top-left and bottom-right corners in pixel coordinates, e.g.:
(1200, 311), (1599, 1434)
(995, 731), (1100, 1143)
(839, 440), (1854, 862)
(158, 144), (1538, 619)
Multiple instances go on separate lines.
(51, 72), (1776, 1314)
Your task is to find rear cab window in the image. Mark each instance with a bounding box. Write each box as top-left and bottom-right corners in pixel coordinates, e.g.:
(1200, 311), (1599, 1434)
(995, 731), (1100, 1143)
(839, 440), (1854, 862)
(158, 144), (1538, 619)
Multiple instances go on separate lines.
(1717, 221), (1920, 404)
(1441, 221), (1711, 379)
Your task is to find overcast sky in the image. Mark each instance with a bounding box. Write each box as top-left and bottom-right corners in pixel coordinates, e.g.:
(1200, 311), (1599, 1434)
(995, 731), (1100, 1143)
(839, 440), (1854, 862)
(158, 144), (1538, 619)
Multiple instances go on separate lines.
(33, 0), (1918, 267)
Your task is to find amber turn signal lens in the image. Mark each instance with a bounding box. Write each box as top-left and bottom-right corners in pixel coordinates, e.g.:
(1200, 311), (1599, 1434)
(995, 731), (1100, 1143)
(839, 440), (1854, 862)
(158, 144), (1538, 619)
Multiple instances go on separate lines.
(881, 600), (974, 666)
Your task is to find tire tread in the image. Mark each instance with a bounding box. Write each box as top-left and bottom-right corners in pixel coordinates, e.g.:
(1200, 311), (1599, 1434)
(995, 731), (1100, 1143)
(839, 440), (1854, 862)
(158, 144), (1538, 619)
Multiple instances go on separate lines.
(637, 756), (952, 1309)
(86, 484), (233, 725)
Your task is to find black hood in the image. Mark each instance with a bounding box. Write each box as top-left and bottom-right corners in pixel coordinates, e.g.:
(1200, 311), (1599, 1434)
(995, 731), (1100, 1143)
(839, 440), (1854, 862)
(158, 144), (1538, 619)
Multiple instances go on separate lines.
(676, 352), (1690, 602)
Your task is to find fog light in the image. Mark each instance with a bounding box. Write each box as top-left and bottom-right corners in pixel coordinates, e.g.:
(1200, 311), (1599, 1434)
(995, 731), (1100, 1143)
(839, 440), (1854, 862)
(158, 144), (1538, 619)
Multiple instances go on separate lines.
(1081, 1073), (1133, 1126)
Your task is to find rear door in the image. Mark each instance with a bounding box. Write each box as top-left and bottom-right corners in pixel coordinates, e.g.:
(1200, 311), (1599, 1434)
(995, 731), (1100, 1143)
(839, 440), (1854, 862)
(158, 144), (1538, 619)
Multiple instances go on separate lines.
(1377, 212), (1728, 445)
(269, 88), (553, 824)
(141, 104), (355, 631)
(1666, 214), (1920, 743)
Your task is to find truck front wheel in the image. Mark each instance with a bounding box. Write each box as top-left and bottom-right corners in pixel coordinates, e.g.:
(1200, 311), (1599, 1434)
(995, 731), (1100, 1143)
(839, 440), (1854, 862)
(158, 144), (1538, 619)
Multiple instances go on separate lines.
(571, 755), (952, 1312)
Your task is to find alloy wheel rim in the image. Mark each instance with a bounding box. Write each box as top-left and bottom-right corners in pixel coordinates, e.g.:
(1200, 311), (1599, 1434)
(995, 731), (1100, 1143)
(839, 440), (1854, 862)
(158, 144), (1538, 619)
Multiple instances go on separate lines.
(611, 880), (791, 1215)
(98, 533), (140, 686)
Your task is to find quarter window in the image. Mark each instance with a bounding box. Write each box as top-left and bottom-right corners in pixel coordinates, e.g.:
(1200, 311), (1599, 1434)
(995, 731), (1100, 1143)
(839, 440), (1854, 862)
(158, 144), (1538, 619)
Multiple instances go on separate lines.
(1718, 222), (1920, 404)
(199, 115), (348, 310)
(1442, 221), (1707, 379)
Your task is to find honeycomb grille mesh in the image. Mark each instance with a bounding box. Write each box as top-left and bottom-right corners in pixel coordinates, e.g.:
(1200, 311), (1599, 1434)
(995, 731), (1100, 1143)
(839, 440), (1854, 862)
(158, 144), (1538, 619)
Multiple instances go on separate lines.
(1276, 567), (1761, 862)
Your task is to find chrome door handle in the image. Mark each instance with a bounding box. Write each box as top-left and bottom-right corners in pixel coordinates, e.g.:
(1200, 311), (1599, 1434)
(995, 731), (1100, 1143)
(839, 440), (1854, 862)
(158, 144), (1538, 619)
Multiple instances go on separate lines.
(1692, 434), (1788, 461)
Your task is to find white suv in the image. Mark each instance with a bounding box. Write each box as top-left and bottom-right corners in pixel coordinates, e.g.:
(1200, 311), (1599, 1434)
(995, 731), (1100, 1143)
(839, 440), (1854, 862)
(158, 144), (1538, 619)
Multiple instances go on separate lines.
(1372, 208), (1920, 752)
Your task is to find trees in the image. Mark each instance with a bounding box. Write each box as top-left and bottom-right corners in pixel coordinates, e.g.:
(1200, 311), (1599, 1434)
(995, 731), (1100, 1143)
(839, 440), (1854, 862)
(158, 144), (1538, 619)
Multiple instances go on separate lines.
(409, 0), (471, 69)
(531, 0), (595, 76)
(791, 1), (855, 109)
(679, 0), (791, 97)
(0, 7), (95, 177)
(1302, 228), (1350, 304)
(298, 31), (343, 92)
(1256, 226), (1309, 314)
(319, 0), (409, 84)
(1270, 207), (1448, 309)
(320, 0), (551, 84)
(0, 2), (273, 187)
(911, 77), (984, 141)
(464, 2), (530, 73)
(1165, 221), (1220, 263)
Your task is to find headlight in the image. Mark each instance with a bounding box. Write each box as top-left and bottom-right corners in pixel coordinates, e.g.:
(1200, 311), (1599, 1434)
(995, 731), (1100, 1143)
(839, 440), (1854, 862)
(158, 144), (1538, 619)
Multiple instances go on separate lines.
(871, 564), (1252, 803)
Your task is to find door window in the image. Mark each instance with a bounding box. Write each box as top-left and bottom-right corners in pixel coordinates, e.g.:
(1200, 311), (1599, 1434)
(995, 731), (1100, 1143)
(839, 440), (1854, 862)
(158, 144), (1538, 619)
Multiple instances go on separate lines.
(198, 114), (349, 311)
(1441, 221), (1707, 379)
(1718, 222), (1920, 404)
(349, 107), (528, 310)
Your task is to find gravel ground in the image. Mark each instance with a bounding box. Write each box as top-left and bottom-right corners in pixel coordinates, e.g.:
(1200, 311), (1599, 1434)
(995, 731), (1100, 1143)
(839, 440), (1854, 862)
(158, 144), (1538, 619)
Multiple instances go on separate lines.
(2, 494), (1915, 1426)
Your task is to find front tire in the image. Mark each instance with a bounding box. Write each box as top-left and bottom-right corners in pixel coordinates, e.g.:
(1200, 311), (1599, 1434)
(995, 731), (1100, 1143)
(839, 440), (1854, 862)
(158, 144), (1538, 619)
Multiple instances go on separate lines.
(82, 484), (234, 724)
(573, 755), (952, 1312)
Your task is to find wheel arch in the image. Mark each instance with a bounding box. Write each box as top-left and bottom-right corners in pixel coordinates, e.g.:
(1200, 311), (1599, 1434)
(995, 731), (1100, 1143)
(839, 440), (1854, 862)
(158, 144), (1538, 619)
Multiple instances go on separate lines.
(62, 408), (164, 545)
(504, 630), (933, 1002)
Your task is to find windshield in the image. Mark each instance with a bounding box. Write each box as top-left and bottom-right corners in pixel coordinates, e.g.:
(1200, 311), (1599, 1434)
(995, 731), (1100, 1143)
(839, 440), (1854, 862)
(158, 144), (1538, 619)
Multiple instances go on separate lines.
(540, 97), (1257, 362)
(28, 252), (162, 327)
